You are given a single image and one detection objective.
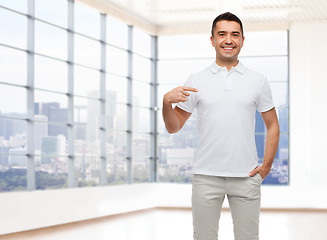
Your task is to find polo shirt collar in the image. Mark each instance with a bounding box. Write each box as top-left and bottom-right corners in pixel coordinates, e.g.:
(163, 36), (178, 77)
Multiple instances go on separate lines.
(210, 61), (246, 74)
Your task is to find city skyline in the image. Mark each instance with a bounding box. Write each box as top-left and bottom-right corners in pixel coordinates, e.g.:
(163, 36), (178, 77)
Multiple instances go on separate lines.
(0, 96), (289, 189)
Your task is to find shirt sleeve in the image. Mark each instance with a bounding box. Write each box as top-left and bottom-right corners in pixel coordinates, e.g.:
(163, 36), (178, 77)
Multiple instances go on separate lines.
(176, 75), (197, 113)
(256, 79), (274, 112)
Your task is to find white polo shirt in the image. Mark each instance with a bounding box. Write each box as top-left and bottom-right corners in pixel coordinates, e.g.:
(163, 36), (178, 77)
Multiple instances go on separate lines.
(177, 61), (274, 177)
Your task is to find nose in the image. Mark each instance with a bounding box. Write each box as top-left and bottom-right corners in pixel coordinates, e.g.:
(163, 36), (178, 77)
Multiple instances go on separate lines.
(225, 34), (232, 44)
(226, 34), (232, 44)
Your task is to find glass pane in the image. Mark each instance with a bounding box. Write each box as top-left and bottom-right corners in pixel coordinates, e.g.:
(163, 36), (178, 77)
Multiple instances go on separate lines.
(157, 108), (166, 134)
(106, 91), (119, 120)
(240, 31), (288, 56)
(35, 123), (67, 154)
(39, 135), (67, 155)
(133, 55), (151, 82)
(0, 156), (27, 192)
(74, 97), (100, 129)
(48, 125), (67, 141)
(278, 106), (289, 133)
(0, 0), (27, 13)
(278, 133), (289, 160)
(75, 157), (101, 187)
(0, 8), (26, 49)
(108, 103), (127, 131)
(106, 102), (118, 131)
(133, 107), (150, 133)
(74, 66), (100, 97)
(107, 132), (126, 157)
(240, 56), (288, 82)
(107, 46), (128, 76)
(159, 34), (214, 59)
(107, 132), (127, 184)
(132, 129), (151, 183)
(133, 81), (150, 107)
(158, 58), (212, 84)
(35, 20), (67, 60)
(0, 84), (26, 117)
(107, 74), (127, 103)
(158, 132), (195, 183)
(269, 82), (288, 108)
(107, 16), (127, 49)
(74, 2), (100, 39)
(0, 46), (26, 85)
(133, 133), (150, 158)
(35, 0), (67, 27)
(74, 34), (100, 68)
(133, 28), (151, 57)
(35, 156), (68, 190)
(34, 115), (47, 149)
(75, 128), (101, 157)
(0, 118), (26, 150)
(35, 91), (68, 123)
(133, 157), (150, 183)
(35, 55), (67, 92)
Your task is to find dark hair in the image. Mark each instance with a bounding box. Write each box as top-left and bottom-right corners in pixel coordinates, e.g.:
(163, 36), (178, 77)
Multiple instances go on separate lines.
(211, 12), (244, 37)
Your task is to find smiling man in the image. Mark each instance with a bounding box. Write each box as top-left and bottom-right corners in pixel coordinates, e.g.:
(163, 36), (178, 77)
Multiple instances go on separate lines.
(162, 12), (280, 240)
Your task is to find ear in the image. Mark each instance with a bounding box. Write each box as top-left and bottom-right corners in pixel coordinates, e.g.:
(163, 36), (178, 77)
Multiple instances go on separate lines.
(210, 36), (215, 47)
(241, 36), (245, 48)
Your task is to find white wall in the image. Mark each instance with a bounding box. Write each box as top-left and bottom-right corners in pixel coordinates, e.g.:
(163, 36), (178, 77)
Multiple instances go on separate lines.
(0, 184), (158, 235)
(289, 21), (327, 187)
(0, 183), (194, 235)
(1, 21), (327, 237)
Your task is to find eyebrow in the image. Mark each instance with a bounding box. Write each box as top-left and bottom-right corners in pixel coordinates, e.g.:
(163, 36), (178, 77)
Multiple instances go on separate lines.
(217, 31), (241, 35)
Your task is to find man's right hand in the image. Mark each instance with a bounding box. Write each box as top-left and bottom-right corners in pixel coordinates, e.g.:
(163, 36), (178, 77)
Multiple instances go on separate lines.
(163, 86), (198, 104)
(162, 86), (197, 133)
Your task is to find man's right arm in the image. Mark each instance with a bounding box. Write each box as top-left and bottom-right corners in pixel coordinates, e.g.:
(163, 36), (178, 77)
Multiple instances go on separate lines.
(162, 86), (197, 134)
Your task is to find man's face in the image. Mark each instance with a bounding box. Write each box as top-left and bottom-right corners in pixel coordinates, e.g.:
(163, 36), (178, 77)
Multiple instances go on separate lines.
(210, 20), (244, 63)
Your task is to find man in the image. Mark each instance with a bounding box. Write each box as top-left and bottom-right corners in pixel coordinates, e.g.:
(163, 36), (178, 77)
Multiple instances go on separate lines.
(162, 12), (280, 240)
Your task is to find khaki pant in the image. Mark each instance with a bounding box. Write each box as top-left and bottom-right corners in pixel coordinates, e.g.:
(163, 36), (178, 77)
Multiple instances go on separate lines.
(192, 174), (262, 240)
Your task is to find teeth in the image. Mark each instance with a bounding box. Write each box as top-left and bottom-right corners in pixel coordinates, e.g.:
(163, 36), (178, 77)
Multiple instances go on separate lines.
(224, 47), (233, 50)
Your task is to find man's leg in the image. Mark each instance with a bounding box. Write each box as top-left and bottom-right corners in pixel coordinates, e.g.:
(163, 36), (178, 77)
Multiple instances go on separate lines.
(192, 174), (226, 240)
(227, 174), (262, 240)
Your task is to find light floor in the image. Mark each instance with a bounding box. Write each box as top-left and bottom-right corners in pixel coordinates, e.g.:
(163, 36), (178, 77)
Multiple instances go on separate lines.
(1, 208), (327, 240)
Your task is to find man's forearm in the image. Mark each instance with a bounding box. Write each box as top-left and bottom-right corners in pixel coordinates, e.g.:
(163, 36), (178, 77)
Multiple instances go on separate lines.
(261, 123), (280, 172)
(162, 101), (180, 133)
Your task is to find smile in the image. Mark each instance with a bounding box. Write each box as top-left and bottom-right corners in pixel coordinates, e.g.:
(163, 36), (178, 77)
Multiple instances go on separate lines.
(222, 47), (235, 50)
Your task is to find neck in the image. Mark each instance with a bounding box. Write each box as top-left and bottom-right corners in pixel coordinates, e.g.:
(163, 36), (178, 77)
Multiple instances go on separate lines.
(216, 58), (239, 71)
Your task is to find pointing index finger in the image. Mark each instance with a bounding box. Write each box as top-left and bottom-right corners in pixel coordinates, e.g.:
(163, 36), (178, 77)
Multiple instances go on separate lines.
(182, 87), (198, 92)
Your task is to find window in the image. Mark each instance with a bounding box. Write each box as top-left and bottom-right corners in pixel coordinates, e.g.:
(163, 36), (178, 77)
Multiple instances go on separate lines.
(0, 1), (154, 192)
(131, 27), (152, 183)
(0, 1), (289, 192)
(0, 5), (28, 192)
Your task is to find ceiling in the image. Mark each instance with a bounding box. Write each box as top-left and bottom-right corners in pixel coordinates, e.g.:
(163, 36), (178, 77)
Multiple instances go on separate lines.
(78, 0), (327, 35)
